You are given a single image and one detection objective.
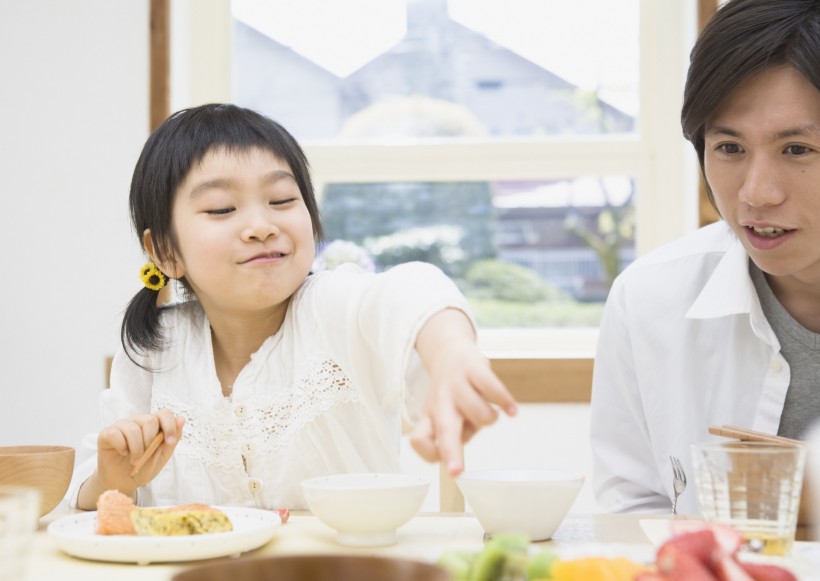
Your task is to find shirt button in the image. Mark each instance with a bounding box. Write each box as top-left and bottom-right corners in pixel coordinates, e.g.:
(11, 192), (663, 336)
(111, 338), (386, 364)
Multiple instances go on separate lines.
(770, 359), (783, 373)
(248, 478), (263, 493)
(241, 442), (254, 455)
(234, 403), (247, 417)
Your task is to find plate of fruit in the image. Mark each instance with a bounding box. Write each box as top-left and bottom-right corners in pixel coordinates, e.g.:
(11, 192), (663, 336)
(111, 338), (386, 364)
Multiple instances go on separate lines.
(437, 523), (801, 581)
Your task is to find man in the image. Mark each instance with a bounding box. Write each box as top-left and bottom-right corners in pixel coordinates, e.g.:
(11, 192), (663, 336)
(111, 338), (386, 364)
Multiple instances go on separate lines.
(590, 0), (820, 515)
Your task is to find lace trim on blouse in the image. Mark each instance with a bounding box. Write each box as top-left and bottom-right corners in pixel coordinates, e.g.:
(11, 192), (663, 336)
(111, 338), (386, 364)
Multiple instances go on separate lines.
(152, 356), (362, 470)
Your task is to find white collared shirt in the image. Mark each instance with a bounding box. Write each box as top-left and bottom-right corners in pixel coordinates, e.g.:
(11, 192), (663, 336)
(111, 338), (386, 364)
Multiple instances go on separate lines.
(69, 262), (471, 510)
(590, 221), (789, 515)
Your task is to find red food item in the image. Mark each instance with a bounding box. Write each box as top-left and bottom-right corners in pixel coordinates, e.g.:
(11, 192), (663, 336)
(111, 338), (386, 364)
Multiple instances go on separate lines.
(713, 553), (755, 581)
(660, 550), (719, 581)
(171, 503), (216, 512)
(739, 562), (798, 581)
(95, 489), (137, 535)
(635, 572), (670, 580)
(649, 525), (796, 581)
(668, 520), (743, 556)
(658, 529), (718, 568)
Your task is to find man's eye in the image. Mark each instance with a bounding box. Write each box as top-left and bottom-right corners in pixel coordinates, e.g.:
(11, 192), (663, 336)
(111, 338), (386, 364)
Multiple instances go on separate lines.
(785, 144), (812, 156)
(717, 143), (742, 154)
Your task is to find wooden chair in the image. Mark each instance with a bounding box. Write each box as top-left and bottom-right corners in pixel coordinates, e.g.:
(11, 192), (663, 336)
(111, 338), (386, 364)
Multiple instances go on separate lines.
(439, 356), (594, 512)
(104, 356), (113, 389)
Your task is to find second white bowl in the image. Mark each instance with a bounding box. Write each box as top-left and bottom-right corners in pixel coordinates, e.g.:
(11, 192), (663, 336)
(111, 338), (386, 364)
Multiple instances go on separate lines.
(456, 469), (584, 541)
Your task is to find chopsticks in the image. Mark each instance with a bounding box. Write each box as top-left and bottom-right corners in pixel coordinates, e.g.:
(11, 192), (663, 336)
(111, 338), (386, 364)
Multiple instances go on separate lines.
(130, 432), (165, 477)
(708, 424), (805, 447)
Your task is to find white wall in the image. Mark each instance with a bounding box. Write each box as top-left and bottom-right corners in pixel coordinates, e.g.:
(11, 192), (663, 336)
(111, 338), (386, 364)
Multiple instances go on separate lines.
(0, 1), (149, 448)
(402, 404), (601, 513)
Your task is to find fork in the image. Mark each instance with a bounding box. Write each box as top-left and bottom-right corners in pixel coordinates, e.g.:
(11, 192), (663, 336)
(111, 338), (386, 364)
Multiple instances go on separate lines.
(669, 455), (687, 515)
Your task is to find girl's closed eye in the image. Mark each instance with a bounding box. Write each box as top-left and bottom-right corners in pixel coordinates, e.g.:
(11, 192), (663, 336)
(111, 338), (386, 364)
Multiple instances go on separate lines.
(270, 198), (297, 206)
(206, 207), (235, 216)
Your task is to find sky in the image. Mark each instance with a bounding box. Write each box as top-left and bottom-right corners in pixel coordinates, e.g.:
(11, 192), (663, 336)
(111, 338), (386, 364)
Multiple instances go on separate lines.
(232, 0), (639, 115)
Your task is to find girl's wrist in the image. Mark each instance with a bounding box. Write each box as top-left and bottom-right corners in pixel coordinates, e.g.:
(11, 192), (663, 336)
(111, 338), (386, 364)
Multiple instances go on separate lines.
(78, 471), (137, 510)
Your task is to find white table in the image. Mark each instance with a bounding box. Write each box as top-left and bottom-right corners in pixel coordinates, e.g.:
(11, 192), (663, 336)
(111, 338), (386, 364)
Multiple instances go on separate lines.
(24, 511), (820, 580)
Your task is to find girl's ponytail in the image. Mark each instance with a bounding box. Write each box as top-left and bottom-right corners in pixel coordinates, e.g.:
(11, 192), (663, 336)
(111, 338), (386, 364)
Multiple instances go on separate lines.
(120, 263), (168, 365)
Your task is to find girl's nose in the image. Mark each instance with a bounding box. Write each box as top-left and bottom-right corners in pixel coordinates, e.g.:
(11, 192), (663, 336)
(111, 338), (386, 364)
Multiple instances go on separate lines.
(241, 213), (280, 242)
(738, 155), (786, 207)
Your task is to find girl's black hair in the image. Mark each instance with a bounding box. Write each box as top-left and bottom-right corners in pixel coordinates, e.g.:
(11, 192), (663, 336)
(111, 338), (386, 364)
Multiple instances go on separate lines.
(121, 104), (324, 361)
(681, 0), (820, 210)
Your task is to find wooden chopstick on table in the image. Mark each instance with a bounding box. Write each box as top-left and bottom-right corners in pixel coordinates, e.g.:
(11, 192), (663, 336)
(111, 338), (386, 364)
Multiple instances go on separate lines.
(708, 424), (805, 446)
(130, 432), (164, 477)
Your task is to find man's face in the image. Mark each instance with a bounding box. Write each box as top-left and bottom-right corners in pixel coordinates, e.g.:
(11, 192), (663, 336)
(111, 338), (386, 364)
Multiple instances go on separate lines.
(704, 65), (820, 289)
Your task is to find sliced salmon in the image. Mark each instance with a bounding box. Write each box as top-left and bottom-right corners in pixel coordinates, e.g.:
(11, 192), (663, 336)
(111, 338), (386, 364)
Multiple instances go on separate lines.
(95, 489), (137, 535)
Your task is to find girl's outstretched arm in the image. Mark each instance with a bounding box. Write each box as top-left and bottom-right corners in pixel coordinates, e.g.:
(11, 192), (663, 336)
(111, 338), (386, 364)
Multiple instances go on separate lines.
(409, 308), (517, 475)
(77, 409), (184, 510)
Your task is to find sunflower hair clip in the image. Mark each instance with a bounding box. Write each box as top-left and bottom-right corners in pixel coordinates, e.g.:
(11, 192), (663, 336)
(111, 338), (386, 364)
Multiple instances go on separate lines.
(140, 262), (167, 291)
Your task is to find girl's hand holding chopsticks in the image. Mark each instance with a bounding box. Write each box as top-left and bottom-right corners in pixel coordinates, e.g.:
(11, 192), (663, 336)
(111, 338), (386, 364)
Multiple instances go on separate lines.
(77, 409), (185, 510)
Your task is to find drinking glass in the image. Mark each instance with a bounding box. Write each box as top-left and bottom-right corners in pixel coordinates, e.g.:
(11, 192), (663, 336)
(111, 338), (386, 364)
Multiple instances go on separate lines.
(0, 486), (40, 581)
(691, 441), (807, 556)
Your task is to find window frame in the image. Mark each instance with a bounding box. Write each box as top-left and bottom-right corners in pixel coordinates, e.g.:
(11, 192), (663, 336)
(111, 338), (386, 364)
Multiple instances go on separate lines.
(165, 0), (704, 356)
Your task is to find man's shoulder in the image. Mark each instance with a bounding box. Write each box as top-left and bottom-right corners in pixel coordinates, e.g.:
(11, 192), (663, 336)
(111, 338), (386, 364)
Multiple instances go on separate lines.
(609, 222), (741, 308)
(622, 221), (736, 276)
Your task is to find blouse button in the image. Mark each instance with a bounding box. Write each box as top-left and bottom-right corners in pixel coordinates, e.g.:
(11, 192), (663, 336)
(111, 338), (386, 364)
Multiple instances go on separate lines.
(234, 403), (247, 417)
(770, 359), (783, 373)
(248, 478), (263, 493)
(241, 442), (254, 455)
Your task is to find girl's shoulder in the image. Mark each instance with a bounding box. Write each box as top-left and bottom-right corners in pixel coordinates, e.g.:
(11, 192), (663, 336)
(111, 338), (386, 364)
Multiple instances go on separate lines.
(292, 262), (456, 318)
(296, 262), (444, 302)
(304, 262), (445, 288)
(296, 264), (372, 295)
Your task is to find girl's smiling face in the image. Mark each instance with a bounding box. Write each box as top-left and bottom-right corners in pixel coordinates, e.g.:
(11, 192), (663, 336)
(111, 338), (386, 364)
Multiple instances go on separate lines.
(704, 65), (820, 288)
(158, 147), (315, 319)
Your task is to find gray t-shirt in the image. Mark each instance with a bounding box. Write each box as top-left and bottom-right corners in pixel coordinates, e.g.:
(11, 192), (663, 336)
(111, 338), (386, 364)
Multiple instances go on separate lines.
(750, 262), (820, 439)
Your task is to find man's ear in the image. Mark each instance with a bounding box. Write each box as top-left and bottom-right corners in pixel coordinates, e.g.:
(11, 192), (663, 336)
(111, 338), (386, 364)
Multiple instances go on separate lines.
(143, 229), (183, 278)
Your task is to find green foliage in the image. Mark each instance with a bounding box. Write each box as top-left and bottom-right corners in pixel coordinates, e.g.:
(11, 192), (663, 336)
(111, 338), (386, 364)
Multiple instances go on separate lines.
(322, 181), (497, 278)
(467, 298), (605, 328)
(363, 225), (469, 277)
(313, 240), (375, 272)
(460, 259), (565, 303)
(563, 178), (635, 288)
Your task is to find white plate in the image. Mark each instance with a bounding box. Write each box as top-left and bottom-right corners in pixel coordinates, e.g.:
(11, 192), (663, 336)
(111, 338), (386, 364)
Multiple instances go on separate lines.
(638, 519), (675, 547)
(47, 506), (281, 565)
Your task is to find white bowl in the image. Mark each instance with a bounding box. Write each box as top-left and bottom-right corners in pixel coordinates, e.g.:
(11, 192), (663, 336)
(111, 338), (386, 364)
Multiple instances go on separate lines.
(301, 473), (430, 547)
(456, 469), (584, 541)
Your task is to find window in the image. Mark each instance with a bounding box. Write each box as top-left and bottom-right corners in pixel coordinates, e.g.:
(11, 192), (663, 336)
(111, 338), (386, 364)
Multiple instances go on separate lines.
(171, 0), (699, 353)
(231, 0), (639, 140)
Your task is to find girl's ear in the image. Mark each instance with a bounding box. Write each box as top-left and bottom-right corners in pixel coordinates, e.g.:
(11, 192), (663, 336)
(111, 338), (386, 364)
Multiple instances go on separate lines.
(143, 229), (184, 278)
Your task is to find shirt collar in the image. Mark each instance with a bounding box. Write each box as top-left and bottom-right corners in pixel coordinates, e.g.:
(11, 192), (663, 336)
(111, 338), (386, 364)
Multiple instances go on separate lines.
(685, 234), (778, 345)
(686, 237), (753, 319)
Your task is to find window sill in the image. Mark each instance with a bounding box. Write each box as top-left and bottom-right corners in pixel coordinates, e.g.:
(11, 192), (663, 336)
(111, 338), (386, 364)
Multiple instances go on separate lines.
(478, 327), (597, 358)
(480, 328), (596, 404)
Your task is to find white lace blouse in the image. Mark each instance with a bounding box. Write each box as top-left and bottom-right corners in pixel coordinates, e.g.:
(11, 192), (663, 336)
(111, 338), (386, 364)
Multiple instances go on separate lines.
(71, 262), (471, 509)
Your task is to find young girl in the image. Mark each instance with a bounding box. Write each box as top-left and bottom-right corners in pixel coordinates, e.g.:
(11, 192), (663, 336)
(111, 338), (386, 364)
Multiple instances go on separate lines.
(73, 104), (516, 510)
